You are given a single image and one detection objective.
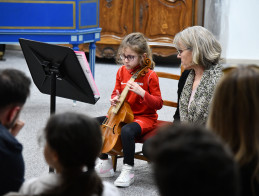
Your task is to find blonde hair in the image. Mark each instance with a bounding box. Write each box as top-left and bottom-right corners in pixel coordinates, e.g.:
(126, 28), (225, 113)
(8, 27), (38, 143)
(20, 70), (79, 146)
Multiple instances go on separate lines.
(207, 65), (259, 167)
(173, 26), (222, 69)
(116, 32), (155, 69)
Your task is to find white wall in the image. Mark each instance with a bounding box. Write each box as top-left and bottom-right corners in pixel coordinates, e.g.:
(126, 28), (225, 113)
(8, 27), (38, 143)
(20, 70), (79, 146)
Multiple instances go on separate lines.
(226, 0), (259, 62)
(205, 0), (259, 64)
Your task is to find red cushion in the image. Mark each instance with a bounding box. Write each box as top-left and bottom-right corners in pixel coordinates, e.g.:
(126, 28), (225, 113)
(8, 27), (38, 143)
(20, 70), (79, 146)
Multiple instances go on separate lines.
(135, 120), (172, 143)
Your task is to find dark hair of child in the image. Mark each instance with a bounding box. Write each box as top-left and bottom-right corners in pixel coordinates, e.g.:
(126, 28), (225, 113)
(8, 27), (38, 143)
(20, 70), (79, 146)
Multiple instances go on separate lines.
(43, 112), (103, 196)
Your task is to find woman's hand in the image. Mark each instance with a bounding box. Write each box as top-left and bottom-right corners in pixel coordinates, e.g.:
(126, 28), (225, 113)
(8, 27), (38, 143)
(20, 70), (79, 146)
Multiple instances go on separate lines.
(127, 81), (145, 98)
(110, 90), (120, 106)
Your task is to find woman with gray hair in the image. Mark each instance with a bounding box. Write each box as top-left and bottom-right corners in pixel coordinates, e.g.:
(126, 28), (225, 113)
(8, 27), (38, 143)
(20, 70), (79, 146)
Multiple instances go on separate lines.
(173, 26), (222, 125)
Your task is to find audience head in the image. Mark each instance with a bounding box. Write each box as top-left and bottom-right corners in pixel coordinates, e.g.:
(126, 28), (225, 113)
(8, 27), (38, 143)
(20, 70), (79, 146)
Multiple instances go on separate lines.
(43, 112), (103, 195)
(173, 26), (222, 69)
(207, 64), (259, 166)
(116, 32), (155, 69)
(148, 124), (239, 196)
(0, 69), (31, 130)
(0, 68), (31, 109)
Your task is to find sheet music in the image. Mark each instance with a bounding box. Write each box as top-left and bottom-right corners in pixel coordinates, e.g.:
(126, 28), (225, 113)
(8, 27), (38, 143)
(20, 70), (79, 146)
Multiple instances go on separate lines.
(75, 51), (100, 99)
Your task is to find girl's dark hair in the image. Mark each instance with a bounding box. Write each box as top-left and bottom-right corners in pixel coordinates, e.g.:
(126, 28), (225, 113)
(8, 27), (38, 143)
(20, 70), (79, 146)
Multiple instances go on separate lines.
(43, 112), (103, 196)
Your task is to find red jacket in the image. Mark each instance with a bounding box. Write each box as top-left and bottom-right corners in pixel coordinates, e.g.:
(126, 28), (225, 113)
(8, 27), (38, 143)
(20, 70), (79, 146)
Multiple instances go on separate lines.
(111, 65), (163, 134)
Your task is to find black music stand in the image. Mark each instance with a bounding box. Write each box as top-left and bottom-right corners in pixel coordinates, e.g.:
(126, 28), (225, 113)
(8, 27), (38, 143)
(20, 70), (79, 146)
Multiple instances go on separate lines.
(19, 38), (99, 172)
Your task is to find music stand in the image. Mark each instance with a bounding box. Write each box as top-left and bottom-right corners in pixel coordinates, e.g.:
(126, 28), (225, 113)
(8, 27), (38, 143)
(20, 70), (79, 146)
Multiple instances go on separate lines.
(19, 38), (99, 172)
(19, 38), (99, 112)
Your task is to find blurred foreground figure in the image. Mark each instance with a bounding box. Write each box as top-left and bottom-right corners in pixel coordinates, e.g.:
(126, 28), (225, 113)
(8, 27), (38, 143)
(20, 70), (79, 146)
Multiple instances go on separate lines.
(0, 69), (31, 195)
(208, 65), (259, 196)
(147, 124), (240, 196)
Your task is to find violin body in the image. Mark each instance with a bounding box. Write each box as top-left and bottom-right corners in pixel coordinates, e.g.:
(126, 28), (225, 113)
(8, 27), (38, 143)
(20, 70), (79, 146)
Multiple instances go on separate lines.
(101, 101), (134, 154)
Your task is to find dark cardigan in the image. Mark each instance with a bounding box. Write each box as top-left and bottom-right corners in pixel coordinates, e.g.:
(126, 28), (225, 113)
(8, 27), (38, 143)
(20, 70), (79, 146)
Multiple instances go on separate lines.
(173, 70), (191, 122)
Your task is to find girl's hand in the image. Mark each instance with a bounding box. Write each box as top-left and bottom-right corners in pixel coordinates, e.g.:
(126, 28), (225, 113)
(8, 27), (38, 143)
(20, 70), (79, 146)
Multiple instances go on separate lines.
(110, 90), (120, 106)
(127, 81), (145, 98)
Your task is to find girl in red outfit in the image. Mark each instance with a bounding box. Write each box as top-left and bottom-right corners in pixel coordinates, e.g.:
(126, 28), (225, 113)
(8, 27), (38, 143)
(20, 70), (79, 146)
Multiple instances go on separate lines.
(95, 32), (163, 187)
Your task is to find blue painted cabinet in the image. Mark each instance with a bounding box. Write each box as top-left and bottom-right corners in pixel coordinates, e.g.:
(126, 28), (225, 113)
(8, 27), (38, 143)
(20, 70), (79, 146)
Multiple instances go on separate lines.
(0, 0), (101, 75)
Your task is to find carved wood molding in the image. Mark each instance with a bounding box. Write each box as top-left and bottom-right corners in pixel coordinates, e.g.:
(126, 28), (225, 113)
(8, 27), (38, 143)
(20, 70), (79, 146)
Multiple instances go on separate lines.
(106, 0), (112, 8)
(158, 0), (185, 8)
(162, 0), (183, 3)
(96, 0), (203, 58)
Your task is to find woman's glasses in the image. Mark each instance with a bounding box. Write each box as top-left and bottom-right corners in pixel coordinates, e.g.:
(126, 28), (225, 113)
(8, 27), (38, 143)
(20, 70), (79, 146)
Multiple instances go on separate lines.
(120, 54), (137, 61)
(176, 48), (190, 55)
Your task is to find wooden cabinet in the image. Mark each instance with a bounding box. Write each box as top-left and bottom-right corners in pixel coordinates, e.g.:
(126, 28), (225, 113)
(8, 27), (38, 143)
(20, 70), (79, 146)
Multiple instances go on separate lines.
(80, 0), (204, 58)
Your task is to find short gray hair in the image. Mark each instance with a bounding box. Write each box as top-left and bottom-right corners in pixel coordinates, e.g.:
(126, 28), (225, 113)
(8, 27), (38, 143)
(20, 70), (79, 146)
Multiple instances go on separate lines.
(173, 26), (222, 69)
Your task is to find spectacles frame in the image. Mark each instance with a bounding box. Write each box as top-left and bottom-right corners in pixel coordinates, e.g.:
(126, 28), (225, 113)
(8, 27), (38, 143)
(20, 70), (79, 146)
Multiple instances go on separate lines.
(120, 54), (137, 62)
(177, 48), (190, 55)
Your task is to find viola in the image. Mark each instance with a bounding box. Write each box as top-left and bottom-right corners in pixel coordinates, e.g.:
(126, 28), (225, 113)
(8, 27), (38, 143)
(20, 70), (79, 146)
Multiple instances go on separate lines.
(101, 58), (151, 154)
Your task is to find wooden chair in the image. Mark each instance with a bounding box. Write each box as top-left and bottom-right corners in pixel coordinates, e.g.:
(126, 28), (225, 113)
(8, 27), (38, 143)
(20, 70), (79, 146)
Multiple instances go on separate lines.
(109, 70), (182, 171)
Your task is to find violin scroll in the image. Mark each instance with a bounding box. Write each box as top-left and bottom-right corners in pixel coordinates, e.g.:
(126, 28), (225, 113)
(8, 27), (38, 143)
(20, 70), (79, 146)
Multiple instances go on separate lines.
(138, 57), (151, 77)
(143, 57), (151, 68)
